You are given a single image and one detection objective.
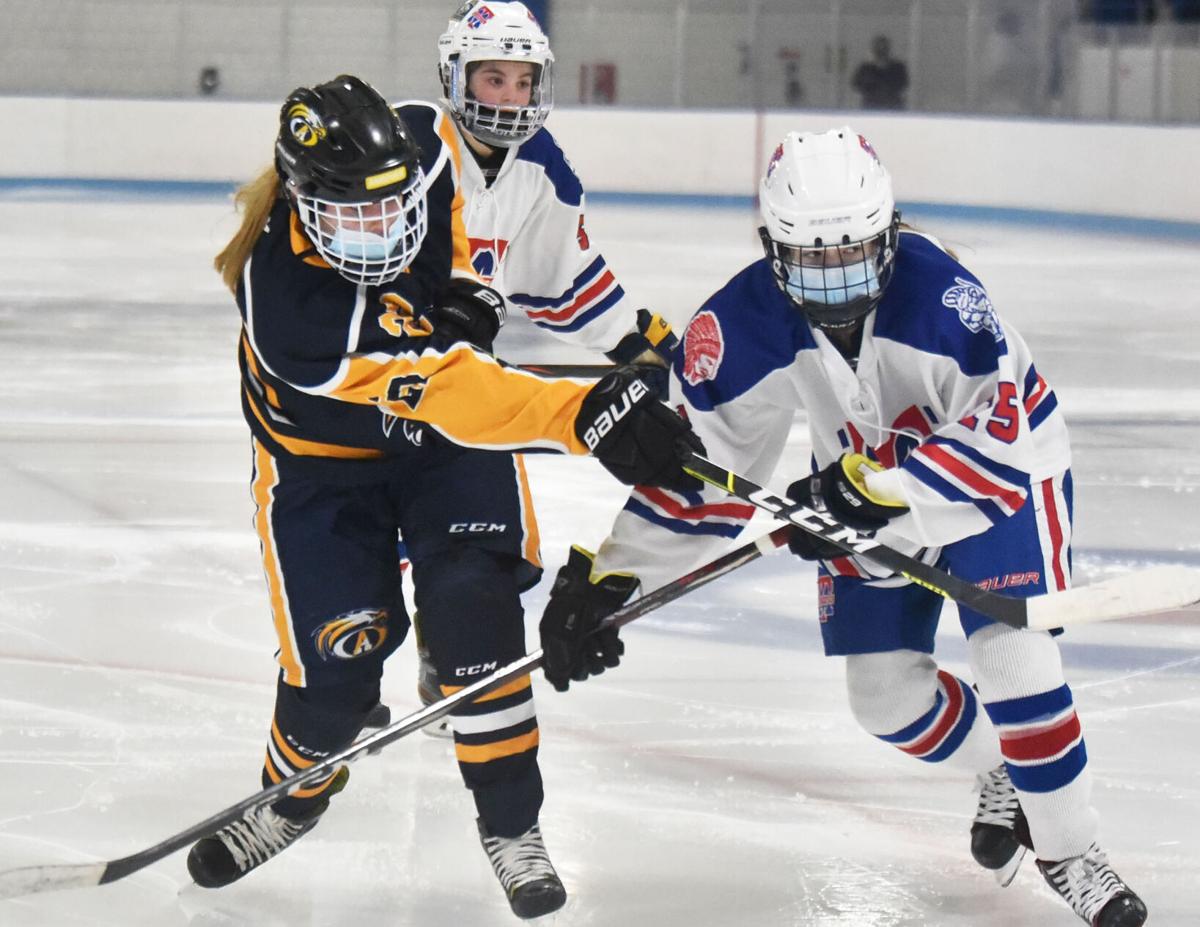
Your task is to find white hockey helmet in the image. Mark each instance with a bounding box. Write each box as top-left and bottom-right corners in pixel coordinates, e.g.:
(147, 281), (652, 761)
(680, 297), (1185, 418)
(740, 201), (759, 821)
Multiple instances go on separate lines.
(438, 1), (555, 148)
(758, 127), (900, 328)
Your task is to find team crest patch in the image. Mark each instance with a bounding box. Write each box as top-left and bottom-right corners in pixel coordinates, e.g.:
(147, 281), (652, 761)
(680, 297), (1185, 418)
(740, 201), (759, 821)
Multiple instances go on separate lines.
(942, 276), (1002, 342)
(469, 237), (508, 280)
(682, 311), (724, 386)
(467, 4), (494, 28)
(313, 608), (389, 660)
(286, 103), (326, 148)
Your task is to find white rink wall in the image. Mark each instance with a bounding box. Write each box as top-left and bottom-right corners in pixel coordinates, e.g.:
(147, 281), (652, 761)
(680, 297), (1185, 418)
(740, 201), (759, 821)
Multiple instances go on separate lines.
(5, 95), (1200, 224)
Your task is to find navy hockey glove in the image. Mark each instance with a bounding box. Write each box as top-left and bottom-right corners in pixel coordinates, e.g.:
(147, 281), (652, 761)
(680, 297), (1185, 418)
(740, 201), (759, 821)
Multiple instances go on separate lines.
(786, 453), (909, 561)
(605, 309), (679, 397)
(539, 546), (638, 692)
(426, 279), (507, 351)
(575, 365), (705, 492)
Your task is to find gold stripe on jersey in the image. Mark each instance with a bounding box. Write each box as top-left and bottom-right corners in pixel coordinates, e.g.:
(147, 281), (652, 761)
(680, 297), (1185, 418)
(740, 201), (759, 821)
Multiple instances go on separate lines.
(288, 211), (331, 268)
(433, 106), (464, 180)
(441, 674), (532, 703)
(242, 332), (285, 412)
(449, 181), (473, 278)
(251, 440), (305, 686)
(331, 347), (590, 454)
(515, 454), (542, 568)
(432, 108), (474, 279)
(454, 729), (540, 765)
(245, 382), (386, 460)
(243, 332), (384, 459)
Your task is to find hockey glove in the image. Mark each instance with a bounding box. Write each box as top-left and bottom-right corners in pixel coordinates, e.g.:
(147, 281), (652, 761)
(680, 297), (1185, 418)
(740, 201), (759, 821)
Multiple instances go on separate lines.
(426, 279), (507, 351)
(786, 453), (909, 561)
(539, 546), (638, 692)
(575, 365), (705, 492)
(605, 309), (679, 397)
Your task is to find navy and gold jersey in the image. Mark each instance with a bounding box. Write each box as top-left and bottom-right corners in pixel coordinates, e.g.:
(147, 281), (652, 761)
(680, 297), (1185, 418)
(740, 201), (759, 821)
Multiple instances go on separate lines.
(236, 102), (593, 480)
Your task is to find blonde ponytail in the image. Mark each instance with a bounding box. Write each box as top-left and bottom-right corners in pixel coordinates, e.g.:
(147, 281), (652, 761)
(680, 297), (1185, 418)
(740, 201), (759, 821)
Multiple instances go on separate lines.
(898, 220), (958, 262)
(214, 166), (282, 294)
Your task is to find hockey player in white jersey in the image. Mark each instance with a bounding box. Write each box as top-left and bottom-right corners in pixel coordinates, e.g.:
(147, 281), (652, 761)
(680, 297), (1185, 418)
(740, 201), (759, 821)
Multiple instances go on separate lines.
(538, 129), (1148, 927)
(400, 0), (677, 729)
(433, 1), (669, 363)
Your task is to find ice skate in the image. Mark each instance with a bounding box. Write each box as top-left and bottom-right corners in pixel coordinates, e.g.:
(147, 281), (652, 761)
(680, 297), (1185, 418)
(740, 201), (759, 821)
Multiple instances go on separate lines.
(417, 642), (453, 738)
(971, 763), (1032, 887)
(477, 818), (567, 919)
(186, 767), (349, 888)
(360, 701), (392, 755)
(363, 701), (392, 729)
(1037, 842), (1148, 927)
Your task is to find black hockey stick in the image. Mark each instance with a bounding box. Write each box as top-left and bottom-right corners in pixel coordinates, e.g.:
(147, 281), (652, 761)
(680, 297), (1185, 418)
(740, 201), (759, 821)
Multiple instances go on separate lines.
(517, 362), (613, 378)
(683, 452), (1200, 632)
(0, 526), (792, 901)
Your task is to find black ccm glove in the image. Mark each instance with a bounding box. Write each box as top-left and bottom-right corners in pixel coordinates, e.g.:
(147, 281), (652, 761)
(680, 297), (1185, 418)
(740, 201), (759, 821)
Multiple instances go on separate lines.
(539, 546), (639, 692)
(786, 453), (909, 561)
(425, 279), (507, 351)
(575, 366), (705, 492)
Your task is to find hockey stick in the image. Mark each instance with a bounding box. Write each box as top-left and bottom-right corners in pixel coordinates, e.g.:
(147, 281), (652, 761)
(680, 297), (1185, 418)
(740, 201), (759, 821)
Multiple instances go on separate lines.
(683, 452), (1200, 632)
(0, 526), (792, 901)
(516, 362), (612, 378)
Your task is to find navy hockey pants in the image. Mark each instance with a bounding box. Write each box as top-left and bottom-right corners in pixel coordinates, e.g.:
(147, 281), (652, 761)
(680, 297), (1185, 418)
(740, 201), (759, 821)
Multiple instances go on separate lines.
(249, 438), (545, 836)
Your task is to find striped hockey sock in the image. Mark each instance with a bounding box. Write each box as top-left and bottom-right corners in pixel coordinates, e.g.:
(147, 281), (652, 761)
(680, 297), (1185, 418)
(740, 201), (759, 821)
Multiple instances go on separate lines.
(875, 669), (985, 764)
(983, 683), (1098, 860)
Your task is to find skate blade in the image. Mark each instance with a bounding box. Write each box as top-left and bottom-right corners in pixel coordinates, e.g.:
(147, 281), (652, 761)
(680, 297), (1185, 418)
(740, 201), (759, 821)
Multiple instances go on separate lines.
(420, 716), (454, 739)
(993, 845), (1027, 887)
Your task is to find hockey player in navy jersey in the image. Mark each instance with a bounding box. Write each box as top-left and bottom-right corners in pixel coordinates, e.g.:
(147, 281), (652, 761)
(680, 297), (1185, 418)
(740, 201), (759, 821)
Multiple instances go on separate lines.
(539, 128), (1147, 927)
(183, 74), (700, 920)
(395, 0), (678, 731)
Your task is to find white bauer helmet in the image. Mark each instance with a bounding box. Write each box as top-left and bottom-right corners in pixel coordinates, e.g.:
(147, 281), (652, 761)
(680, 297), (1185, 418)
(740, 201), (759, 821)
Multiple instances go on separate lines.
(758, 127), (900, 329)
(438, 1), (554, 148)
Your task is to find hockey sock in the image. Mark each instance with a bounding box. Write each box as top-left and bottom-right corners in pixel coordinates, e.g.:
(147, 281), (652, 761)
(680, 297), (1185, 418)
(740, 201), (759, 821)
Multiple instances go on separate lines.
(263, 676), (379, 819)
(846, 650), (1002, 772)
(969, 623), (1099, 860)
(412, 546), (543, 837)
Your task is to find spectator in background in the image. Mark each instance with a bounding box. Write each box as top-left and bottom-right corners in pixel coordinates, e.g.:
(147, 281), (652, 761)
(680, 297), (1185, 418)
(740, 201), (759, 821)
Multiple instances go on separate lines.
(784, 60), (804, 106)
(197, 66), (220, 96)
(981, 6), (1039, 115)
(851, 35), (909, 110)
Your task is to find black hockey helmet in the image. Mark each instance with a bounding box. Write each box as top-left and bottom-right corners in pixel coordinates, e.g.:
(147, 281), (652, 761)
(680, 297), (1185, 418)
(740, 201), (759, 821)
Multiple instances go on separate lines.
(275, 74), (421, 202)
(274, 75), (428, 285)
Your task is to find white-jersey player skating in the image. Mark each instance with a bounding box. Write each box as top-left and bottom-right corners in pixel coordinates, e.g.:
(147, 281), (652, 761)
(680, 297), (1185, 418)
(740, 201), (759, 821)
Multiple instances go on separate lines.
(537, 129), (1148, 927)
(395, 0), (677, 731)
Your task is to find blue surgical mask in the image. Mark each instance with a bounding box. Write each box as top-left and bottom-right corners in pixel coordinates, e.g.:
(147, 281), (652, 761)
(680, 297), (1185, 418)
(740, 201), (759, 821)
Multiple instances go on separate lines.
(785, 260), (880, 305)
(326, 222), (404, 263)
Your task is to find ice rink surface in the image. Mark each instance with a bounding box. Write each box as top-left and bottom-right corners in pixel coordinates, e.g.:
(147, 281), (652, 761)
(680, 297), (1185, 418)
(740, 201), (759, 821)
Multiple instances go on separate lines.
(0, 187), (1198, 926)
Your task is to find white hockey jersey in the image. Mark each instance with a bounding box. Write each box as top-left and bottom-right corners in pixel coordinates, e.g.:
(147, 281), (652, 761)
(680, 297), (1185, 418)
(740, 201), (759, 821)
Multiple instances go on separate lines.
(414, 100), (638, 355)
(594, 230), (1072, 593)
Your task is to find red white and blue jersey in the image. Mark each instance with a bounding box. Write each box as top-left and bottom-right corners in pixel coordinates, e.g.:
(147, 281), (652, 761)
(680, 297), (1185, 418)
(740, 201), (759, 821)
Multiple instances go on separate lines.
(424, 100), (637, 354)
(594, 230), (1071, 591)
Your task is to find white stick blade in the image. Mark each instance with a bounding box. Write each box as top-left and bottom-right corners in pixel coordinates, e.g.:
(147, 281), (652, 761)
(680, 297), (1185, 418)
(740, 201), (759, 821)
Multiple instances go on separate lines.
(1026, 566), (1200, 631)
(0, 862), (107, 900)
